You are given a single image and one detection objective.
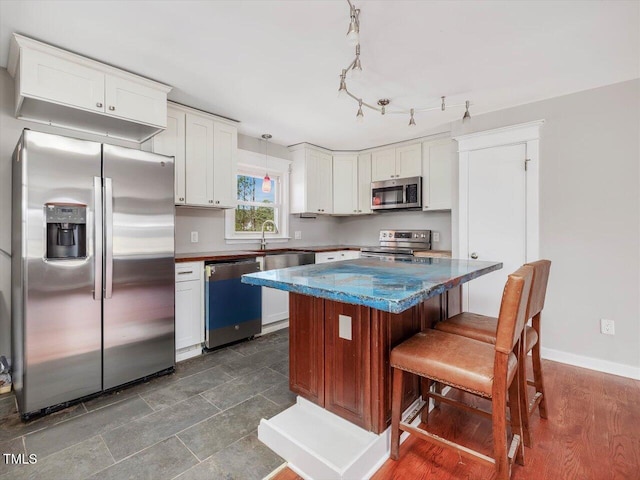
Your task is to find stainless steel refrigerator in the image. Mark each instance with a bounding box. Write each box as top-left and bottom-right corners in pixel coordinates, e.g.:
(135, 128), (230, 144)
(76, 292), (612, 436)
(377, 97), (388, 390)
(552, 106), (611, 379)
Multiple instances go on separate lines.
(11, 130), (175, 418)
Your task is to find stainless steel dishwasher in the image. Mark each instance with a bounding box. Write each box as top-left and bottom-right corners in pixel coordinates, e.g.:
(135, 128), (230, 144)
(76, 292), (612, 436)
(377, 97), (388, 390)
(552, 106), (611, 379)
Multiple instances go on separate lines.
(204, 259), (262, 349)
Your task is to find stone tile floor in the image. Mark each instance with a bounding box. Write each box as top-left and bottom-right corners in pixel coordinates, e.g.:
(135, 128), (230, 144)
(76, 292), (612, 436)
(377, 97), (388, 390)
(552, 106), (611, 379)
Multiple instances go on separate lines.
(0, 328), (293, 480)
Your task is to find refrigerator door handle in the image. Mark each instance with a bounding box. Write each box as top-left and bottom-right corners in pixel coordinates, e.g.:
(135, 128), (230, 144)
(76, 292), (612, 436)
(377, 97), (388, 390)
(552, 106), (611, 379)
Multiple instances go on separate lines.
(93, 177), (103, 300)
(105, 177), (113, 299)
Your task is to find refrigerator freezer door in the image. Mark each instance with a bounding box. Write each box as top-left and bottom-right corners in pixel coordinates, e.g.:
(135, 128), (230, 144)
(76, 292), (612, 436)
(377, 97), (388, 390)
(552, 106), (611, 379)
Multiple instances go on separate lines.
(102, 145), (175, 389)
(13, 130), (102, 414)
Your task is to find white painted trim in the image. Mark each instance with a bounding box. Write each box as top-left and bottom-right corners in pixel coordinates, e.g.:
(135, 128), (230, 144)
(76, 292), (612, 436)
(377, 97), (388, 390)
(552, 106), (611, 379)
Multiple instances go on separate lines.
(457, 122), (543, 311)
(455, 120), (545, 152)
(167, 101), (239, 126)
(260, 319), (290, 336)
(176, 345), (203, 362)
(541, 347), (640, 380)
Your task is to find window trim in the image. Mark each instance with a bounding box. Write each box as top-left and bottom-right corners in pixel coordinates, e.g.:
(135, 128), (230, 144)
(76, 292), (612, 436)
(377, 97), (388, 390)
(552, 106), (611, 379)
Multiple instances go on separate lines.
(225, 149), (291, 243)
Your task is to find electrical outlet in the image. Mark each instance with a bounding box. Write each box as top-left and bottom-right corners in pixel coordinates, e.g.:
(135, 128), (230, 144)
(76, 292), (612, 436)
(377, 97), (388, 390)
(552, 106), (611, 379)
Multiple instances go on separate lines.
(294, 231), (302, 240)
(190, 231), (198, 243)
(432, 232), (440, 243)
(600, 318), (615, 335)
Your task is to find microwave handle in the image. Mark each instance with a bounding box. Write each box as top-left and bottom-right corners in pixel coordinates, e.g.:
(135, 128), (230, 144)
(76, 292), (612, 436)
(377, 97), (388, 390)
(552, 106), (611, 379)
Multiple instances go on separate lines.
(403, 184), (408, 204)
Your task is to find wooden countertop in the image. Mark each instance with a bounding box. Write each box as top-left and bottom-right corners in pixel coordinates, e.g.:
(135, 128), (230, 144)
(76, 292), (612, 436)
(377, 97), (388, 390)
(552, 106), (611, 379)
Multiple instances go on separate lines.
(175, 245), (365, 263)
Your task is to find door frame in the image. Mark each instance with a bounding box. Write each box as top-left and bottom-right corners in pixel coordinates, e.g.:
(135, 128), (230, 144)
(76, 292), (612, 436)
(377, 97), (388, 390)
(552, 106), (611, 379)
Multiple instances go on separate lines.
(455, 120), (544, 311)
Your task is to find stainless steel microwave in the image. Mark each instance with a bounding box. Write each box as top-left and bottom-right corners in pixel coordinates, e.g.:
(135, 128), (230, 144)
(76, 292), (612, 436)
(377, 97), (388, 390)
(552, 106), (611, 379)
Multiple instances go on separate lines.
(371, 176), (422, 211)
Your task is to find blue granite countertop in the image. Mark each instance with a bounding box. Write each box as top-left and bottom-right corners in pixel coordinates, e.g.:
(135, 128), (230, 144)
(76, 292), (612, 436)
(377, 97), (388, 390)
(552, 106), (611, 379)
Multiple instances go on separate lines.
(241, 257), (502, 313)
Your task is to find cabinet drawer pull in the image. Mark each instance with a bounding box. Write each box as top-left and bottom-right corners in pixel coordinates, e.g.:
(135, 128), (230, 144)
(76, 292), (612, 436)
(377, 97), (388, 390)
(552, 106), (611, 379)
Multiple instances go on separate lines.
(179, 197), (184, 201)
(96, 102), (103, 108)
(178, 271), (193, 275)
(108, 105), (115, 111)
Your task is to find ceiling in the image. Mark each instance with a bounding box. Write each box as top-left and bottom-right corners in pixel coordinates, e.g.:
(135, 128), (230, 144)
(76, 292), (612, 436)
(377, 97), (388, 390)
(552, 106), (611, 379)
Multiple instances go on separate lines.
(0, 1), (638, 150)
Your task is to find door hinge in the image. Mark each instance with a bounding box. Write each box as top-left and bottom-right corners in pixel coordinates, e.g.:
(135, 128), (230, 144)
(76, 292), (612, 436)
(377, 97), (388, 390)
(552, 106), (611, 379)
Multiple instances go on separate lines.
(524, 158), (531, 171)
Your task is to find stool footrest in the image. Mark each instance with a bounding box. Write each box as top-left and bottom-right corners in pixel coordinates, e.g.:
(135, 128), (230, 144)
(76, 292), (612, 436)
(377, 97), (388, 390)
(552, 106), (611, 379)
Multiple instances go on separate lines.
(426, 391), (493, 419)
(528, 391), (543, 415)
(399, 421), (495, 468)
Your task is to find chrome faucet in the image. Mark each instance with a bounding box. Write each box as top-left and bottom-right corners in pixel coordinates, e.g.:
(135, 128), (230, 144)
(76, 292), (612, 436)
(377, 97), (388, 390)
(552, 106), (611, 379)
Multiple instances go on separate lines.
(260, 220), (279, 250)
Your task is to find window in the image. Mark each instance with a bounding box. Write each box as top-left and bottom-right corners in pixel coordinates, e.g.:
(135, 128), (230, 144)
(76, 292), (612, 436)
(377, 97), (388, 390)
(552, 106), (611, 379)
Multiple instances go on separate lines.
(235, 173), (279, 233)
(225, 149), (290, 242)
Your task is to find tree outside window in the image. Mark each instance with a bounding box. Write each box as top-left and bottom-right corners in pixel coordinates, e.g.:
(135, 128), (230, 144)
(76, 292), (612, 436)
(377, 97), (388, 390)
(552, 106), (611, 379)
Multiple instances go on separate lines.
(235, 173), (279, 233)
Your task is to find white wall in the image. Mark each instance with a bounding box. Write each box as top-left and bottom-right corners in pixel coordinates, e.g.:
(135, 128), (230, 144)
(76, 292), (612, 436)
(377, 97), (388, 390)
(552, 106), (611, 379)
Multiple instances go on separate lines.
(336, 211), (452, 250)
(451, 79), (640, 376)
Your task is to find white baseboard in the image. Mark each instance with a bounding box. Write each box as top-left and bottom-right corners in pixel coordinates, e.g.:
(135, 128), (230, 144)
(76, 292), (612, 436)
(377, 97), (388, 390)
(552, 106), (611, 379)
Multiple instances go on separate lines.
(260, 319), (289, 336)
(175, 345), (203, 363)
(540, 346), (640, 380)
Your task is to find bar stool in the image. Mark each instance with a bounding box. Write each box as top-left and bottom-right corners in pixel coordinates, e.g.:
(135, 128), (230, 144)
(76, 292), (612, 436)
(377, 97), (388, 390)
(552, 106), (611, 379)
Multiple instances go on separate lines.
(435, 260), (551, 447)
(390, 265), (533, 480)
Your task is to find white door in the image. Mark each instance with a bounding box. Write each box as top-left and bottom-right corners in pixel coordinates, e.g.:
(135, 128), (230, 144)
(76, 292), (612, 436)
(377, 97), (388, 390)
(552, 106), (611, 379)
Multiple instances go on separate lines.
(333, 155), (358, 214)
(466, 144), (527, 317)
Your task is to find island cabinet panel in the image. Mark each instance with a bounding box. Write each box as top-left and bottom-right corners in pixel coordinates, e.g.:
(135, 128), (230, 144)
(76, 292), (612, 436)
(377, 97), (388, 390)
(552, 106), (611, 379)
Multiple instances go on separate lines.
(289, 294), (325, 405)
(324, 301), (372, 430)
(370, 305), (422, 433)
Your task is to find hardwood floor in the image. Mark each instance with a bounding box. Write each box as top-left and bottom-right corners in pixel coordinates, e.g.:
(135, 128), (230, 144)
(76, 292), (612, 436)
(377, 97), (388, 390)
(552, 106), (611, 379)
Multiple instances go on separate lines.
(271, 359), (640, 480)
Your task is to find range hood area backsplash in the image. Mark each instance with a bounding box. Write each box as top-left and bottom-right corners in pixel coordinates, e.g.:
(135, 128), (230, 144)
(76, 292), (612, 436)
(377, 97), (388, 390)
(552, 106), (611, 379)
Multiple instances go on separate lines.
(175, 208), (452, 254)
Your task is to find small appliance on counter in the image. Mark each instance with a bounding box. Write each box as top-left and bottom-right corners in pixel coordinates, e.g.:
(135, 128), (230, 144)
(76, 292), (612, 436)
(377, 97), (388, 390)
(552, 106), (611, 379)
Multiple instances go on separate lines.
(371, 176), (422, 210)
(204, 259), (262, 349)
(360, 229), (431, 259)
(12, 130), (175, 419)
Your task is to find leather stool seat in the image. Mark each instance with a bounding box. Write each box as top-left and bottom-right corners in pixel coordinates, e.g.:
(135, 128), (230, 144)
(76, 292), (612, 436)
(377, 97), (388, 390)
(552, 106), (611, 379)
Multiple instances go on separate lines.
(436, 313), (539, 353)
(391, 329), (517, 398)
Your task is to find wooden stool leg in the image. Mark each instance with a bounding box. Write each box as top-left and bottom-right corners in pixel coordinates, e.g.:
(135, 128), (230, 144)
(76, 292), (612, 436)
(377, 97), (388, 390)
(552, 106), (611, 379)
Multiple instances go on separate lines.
(493, 355), (511, 480)
(518, 336), (532, 447)
(390, 367), (404, 460)
(531, 313), (548, 419)
(420, 378), (433, 423)
(508, 350), (526, 467)
(433, 381), (442, 408)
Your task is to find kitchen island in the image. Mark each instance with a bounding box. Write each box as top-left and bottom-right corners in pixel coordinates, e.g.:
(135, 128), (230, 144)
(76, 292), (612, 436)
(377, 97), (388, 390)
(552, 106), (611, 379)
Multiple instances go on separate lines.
(242, 257), (501, 479)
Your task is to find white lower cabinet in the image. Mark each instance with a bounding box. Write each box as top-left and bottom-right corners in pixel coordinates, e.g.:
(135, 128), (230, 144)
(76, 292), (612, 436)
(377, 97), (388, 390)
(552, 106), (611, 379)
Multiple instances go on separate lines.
(315, 250), (360, 264)
(262, 287), (289, 326)
(175, 262), (204, 355)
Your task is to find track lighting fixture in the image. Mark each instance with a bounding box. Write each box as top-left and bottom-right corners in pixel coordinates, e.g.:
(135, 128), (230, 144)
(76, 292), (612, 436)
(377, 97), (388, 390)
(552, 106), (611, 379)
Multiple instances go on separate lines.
(339, 0), (472, 126)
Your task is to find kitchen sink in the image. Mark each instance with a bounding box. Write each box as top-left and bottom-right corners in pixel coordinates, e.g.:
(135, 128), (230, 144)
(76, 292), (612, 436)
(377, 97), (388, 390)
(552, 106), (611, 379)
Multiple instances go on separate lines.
(256, 250), (316, 271)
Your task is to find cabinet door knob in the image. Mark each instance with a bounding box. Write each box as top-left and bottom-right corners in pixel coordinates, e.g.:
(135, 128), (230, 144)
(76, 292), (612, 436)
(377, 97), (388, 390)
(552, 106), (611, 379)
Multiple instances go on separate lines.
(470, 252), (479, 259)
(96, 102), (103, 108)
(209, 200), (213, 204)
(108, 105), (115, 111)
(179, 197), (184, 201)
(215, 200), (220, 204)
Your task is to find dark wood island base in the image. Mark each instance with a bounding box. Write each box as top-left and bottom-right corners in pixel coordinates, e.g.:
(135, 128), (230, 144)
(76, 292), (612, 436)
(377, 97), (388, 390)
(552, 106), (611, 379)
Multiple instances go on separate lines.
(288, 287), (461, 434)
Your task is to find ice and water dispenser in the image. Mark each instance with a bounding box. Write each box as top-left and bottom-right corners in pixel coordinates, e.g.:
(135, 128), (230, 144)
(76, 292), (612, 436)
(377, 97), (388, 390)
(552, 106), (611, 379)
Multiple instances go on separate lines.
(45, 203), (87, 259)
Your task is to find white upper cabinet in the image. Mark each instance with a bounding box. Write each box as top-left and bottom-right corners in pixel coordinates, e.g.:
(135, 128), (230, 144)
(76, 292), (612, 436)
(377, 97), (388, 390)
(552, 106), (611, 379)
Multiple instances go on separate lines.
(333, 155), (359, 215)
(290, 145), (333, 214)
(422, 139), (454, 211)
(396, 143), (422, 178)
(8, 34), (171, 143)
(212, 122), (238, 208)
(371, 148), (396, 181)
(145, 102), (238, 208)
(149, 105), (186, 204)
(185, 113), (215, 206)
(357, 153), (372, 214)
(104, 75), (167, 127)
(371, 143), (422, 181)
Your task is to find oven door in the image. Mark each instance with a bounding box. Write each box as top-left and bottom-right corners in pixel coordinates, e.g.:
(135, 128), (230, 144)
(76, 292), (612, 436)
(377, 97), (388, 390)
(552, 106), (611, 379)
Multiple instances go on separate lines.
(371, 176), (422, 210)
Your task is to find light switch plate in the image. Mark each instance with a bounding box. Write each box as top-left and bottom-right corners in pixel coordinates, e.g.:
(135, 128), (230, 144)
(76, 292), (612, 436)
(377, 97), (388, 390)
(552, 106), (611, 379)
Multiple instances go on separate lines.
(338, 315), (352, 340)
(295, 231), (302, 240)
(190, 231), (198, 243)
(432, 232), (440, 242)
